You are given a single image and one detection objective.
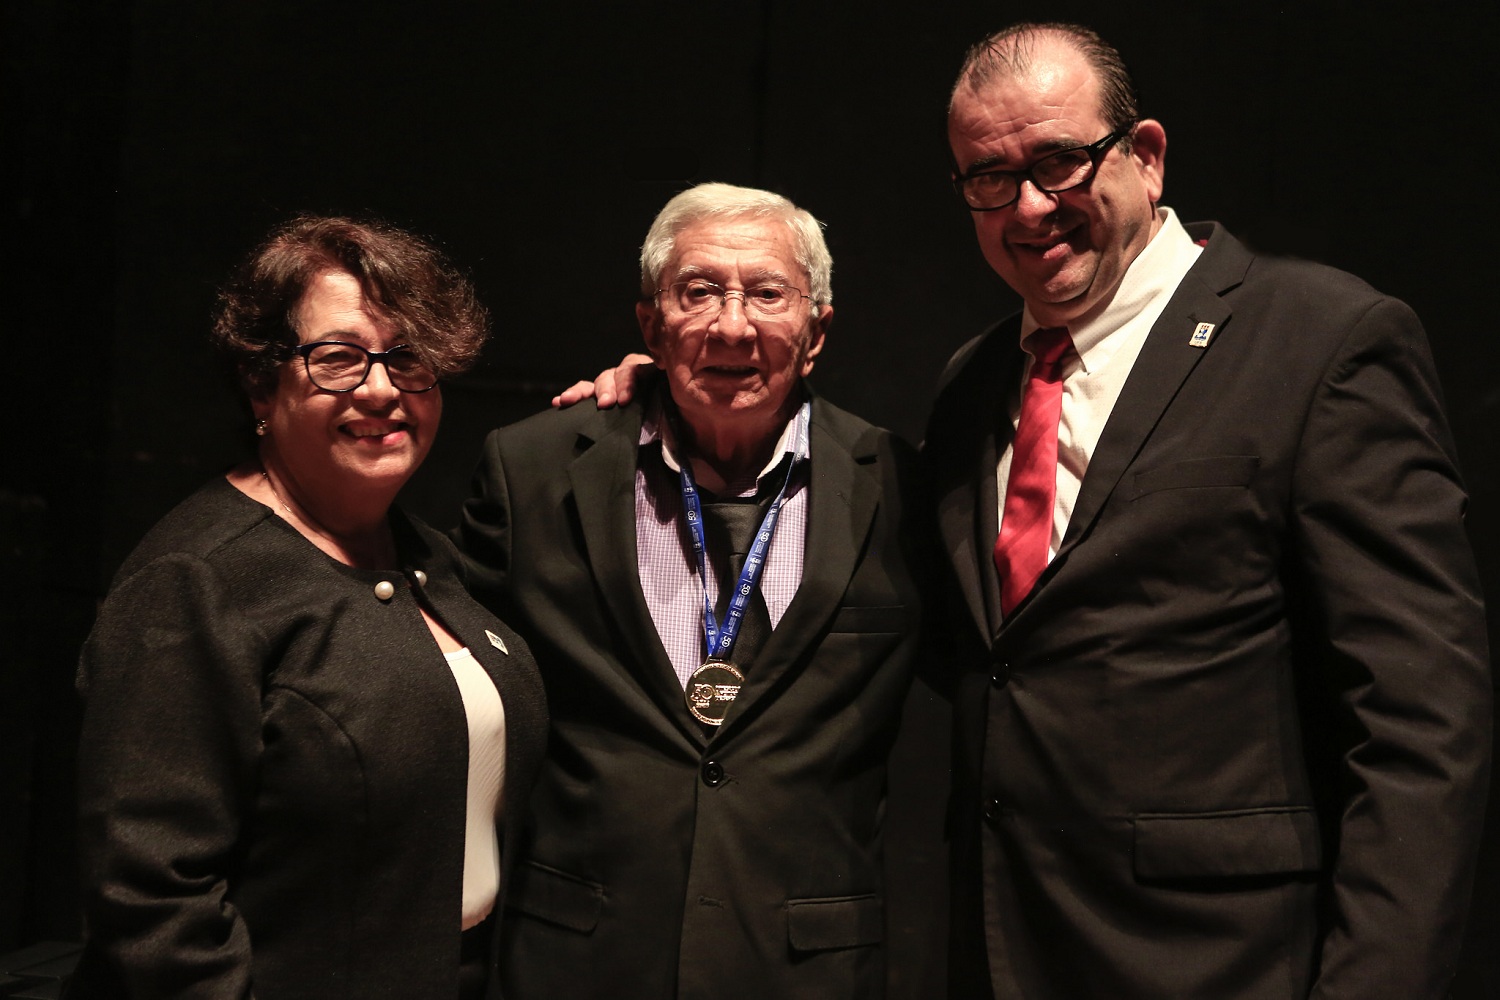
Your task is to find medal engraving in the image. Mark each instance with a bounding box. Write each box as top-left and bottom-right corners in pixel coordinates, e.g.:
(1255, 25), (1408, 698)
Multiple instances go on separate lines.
(687, 660), (745, 725)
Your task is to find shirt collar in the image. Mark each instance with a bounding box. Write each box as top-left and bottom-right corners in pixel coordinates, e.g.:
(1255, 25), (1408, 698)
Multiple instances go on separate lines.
(640, 389), (811, 485)
(1021, 206), (1202, 372)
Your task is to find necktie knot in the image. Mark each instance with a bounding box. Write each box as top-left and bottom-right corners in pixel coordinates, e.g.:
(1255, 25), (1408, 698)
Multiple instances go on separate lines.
(1025, 326), (1073, 381)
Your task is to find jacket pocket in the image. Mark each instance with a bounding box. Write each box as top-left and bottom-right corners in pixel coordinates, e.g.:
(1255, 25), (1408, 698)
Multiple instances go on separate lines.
(1126, 455), (1259, 500)
(786, 894), (883, 951)
(1132, 806), (1323, 880)
(829, 605), (912, 633)
(505, 860), (605, 932)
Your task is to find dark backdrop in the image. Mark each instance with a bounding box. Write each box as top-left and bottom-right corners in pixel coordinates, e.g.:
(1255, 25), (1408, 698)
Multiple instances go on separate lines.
(4, 2), (1496, 995)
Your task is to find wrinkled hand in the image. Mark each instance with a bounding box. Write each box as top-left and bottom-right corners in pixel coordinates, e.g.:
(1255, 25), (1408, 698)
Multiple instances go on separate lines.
(552, 353), (653, 409)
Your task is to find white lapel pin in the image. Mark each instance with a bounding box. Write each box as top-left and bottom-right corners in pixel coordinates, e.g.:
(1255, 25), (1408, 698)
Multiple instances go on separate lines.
(485, 629), (509, 654)
(1188, 322), (1216, 348)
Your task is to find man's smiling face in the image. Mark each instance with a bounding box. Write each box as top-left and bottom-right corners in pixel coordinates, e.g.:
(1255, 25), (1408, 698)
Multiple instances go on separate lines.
(948, 37), (1165, 326)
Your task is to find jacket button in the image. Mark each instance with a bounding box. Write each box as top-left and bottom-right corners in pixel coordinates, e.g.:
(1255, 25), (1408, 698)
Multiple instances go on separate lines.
(983, 797), (1001, 825)
(991, 660), (1009, 687)
(701, 760), (725, 787)
(373, 580), (395, 601)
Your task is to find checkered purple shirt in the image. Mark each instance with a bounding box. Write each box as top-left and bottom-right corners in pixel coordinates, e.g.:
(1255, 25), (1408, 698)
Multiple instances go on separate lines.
(635, 400), (810, 688)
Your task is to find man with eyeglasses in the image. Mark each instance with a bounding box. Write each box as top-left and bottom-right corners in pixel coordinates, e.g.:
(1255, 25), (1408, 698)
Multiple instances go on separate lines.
(929, 21), (1490, 1000)
(454, 183), (927, 998)
(568, 21), (1490, 1000)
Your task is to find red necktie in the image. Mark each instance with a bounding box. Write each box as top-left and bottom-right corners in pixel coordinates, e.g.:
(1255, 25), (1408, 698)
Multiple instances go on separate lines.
(994, 327), (1073, 617)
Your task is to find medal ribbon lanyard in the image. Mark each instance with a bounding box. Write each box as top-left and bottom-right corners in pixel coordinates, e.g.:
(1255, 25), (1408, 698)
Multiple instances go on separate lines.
(677, 402), (808, 663)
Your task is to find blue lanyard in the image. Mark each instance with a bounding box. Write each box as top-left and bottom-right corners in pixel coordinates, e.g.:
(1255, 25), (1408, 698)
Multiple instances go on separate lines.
(676, 403), (808, 662)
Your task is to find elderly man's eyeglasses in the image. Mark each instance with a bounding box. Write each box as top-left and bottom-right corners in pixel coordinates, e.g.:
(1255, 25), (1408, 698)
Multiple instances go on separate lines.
(657, 279), (811, 318)
(952, 126), (1135, 211)
(294, 341), (438, 393)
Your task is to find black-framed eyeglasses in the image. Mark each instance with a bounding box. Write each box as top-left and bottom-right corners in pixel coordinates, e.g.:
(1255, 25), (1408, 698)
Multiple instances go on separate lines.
(952, 125), (1135, 211)
(656, 279), (812, 318)
(293, 341), (438, 393)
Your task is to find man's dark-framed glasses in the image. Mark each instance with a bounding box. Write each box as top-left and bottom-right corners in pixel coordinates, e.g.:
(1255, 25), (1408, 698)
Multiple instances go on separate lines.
(953, 125), (1135, 211)
(294, 341), (438, 393)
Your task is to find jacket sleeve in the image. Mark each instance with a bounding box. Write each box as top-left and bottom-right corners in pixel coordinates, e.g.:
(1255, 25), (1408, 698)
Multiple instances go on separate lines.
(75, 553), (266, 999)
(1290, 296), (1492, 999)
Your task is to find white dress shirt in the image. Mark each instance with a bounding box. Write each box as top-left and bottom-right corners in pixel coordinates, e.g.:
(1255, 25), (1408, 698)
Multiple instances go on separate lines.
(997, 207), (1204, 563)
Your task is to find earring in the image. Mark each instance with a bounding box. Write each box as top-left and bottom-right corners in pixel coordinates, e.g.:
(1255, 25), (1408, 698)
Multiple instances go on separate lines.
(255, 419), (268, 437)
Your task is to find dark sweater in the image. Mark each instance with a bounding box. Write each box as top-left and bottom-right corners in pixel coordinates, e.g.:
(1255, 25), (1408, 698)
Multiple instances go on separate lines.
(72, 477), (547, 999)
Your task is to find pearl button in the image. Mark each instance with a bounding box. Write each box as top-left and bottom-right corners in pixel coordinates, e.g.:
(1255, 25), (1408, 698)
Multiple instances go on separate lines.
(374, 580), (395, 601)
(412, 569), (428, 587)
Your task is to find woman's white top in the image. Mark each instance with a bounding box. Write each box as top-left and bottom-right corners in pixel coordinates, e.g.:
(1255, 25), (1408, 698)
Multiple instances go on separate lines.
(444, 647), (508, 930)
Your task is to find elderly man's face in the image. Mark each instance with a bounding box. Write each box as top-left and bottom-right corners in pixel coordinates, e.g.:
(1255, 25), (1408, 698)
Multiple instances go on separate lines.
(636, 216), (829, 438)
(948, 41), (1165, 327)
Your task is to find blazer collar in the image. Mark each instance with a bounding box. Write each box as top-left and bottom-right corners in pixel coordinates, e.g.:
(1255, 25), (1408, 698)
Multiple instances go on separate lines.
(565, 388), (711, 743)
(1012, 223), (1250, 619)
(567, 380), (884, 748)
(933, 328), (1024, 643)
(711, 396), (883, 744)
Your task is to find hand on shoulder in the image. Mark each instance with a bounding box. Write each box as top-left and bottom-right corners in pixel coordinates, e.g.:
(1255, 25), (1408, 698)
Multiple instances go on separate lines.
(551, 353), (654, 409)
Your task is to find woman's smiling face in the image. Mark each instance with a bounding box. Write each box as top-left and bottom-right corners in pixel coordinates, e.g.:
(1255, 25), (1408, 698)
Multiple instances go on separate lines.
(252, 269), (442, 507)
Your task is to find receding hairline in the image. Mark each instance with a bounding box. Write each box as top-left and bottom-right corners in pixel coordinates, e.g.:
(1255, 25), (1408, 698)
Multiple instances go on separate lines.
(948, 22), (1142, 162)
(952, 26), (1095, 107)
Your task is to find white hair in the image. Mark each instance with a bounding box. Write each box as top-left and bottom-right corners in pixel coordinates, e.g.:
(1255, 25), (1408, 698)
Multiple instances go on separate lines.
(639, 182), (833, 309)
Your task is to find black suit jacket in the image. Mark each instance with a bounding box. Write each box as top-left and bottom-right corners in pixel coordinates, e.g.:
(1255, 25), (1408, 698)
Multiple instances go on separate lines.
(72, 477), (549, 999)
(925, 223), (1491, 1000)
(455, 385), (927, 999)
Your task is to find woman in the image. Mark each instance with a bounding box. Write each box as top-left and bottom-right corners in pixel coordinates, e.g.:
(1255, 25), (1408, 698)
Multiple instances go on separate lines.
(71, 216), (547, 999)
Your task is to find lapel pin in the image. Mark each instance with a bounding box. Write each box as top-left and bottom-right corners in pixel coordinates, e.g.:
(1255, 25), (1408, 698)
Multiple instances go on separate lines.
(485, 629), (509, 654)
(1188, 322), (1216, 348)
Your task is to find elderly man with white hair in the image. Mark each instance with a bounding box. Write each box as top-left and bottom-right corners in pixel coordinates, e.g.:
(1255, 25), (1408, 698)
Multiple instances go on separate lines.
(455, 182), (927, 999)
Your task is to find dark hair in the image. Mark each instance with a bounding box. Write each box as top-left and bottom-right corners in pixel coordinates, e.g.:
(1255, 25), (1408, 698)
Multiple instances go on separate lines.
(952, 23), (1140, 144)
(212, 215), (490, 396)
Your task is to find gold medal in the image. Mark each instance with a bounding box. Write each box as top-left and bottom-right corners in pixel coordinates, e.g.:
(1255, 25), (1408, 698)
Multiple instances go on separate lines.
(686, 660), (744, 726)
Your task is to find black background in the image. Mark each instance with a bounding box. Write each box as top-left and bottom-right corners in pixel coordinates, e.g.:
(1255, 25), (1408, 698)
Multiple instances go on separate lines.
(3, 2), (1496, 995)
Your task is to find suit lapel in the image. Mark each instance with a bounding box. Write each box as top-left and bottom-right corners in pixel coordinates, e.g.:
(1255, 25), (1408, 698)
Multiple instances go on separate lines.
(567, 407), (705, 741)
(936, 428), (999, 644)
(713, 401), (880, 740)
(934, 326), (1025, 643)
(1053, 224), (1250, 566)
